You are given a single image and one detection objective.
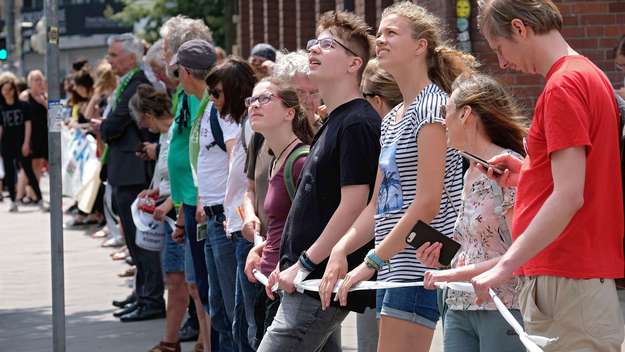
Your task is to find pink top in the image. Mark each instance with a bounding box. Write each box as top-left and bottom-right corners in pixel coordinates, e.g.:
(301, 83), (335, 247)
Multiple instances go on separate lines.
(259, 149), (306, 276)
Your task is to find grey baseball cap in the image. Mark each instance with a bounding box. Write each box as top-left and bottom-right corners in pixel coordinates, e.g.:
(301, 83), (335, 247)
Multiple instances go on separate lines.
(170, 39), (217, 70)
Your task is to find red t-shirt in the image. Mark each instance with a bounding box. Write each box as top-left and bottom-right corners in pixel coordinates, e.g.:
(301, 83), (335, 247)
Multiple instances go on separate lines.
(512, 55), (624, 278)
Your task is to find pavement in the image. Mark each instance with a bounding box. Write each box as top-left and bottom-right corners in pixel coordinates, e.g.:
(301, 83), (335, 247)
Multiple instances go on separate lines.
(0, 175), (462, 352)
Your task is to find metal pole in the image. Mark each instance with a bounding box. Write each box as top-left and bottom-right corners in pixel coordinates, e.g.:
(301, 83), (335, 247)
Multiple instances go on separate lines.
(44, 0), (65, 350)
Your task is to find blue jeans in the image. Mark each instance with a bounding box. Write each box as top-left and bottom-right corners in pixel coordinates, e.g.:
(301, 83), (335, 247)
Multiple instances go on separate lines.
(183, 204), (209, 309)
(376, 286), (439, 329)
(233, 232), (261, 351)
(203, 211), (237, 352)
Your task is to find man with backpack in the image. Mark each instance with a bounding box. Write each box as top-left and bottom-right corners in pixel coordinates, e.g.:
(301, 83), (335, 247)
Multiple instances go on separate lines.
(471, 1), (624, 350)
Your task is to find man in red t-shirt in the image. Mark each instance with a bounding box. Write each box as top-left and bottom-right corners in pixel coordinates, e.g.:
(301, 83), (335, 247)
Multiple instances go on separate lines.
(472, 1), (625, 351)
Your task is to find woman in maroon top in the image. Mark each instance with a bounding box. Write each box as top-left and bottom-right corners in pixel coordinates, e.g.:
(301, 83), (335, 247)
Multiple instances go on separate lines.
(243, 78), (314, 336)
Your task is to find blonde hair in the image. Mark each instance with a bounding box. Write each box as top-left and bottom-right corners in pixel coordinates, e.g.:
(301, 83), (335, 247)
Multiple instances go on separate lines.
(382, 1), (478, 93)
(361, 59), (402, 109)
(478, 0), (563, 39)
(93, 60), (118, 93)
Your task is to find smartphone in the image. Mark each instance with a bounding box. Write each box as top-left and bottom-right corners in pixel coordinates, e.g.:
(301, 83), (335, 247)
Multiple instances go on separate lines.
(197, 223), (208, 242)
(405, 220), (461, 267)
(457, 151), (503, 175)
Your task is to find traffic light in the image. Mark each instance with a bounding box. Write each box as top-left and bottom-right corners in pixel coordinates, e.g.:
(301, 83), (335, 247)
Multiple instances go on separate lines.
(0, 37), (7, 61)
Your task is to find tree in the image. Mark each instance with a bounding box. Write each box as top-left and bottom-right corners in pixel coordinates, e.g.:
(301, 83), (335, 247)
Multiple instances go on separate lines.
(110, 0), (231, 52)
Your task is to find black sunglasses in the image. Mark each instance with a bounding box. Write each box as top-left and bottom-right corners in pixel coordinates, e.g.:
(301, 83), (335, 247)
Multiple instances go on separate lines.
(209, 88), (222, 99)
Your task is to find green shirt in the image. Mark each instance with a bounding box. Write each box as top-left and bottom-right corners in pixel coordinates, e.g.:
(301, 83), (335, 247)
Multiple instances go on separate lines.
(168, 87), (201, 205)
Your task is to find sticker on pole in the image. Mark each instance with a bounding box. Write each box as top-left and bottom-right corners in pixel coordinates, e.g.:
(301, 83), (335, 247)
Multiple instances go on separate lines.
(48, 100), (64, 133)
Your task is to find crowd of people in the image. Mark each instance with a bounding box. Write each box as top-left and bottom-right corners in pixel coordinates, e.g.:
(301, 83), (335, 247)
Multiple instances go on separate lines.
(3, 0), (625, 351)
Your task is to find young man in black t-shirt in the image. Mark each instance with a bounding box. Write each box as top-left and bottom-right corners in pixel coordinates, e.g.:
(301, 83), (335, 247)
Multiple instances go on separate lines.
(258, 11), (381, 352)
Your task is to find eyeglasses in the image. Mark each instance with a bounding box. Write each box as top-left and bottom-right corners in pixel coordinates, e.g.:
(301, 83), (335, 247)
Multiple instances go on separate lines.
(244, 92), (283, 108)
(210, 88), (222, 99)
(306, 37), (359, 57)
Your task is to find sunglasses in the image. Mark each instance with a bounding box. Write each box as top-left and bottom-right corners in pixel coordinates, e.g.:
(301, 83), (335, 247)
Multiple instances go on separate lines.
(209, 88), (222, 99)
(440, 104), (447, 119)
(244, 92), (283, 108)
(306, 37), (359, 57)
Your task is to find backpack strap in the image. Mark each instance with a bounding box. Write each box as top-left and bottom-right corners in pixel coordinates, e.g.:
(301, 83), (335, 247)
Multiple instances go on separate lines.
(209, 103), (226, 152)
(284, 145), (309, 201)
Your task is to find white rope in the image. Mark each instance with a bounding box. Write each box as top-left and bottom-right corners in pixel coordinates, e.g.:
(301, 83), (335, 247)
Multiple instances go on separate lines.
(252, 269), (557, 351)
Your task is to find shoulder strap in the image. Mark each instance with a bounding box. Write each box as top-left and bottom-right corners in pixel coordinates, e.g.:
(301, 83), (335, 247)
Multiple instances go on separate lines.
(209, 103), (226, 152)
(239, 114), (249, 154)
(284, 145), (310, 201)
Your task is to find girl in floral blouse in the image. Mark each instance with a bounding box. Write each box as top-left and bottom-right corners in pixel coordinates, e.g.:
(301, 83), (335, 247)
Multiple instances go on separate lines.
(415, 73), (527, 352)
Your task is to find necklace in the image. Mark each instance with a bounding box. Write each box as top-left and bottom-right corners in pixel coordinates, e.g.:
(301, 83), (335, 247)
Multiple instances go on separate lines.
(270, 138), (298, 178)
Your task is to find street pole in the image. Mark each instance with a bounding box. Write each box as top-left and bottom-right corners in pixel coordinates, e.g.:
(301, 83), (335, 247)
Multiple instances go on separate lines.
(44, 0), (65, 350)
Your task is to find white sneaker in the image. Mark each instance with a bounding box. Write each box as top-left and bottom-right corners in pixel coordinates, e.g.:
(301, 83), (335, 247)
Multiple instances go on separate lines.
(9, 202), (18, 212)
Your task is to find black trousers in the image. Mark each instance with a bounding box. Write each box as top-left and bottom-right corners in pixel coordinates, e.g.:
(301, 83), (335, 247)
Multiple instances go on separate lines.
(112, 184), (164, 308)
(2, 153), (42, 202)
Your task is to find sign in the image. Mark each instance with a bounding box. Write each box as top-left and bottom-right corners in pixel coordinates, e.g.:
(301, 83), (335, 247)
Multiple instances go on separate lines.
(48, 100), (64, 133)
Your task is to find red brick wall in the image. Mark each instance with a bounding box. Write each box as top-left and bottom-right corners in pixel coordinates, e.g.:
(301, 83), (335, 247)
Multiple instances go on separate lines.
(468, 0), (625, 112)
(237, 0), (625, 114)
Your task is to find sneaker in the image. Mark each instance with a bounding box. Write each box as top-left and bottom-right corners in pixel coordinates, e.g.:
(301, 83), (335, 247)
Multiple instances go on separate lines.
(9, 202), (18, 212)
(101, 236), (124, 248)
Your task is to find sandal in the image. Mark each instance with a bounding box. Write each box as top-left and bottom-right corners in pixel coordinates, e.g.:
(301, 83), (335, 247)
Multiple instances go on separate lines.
(148, 341), (180, 352)
(193, 342), (204, 352)
(118, 266), (136, 278)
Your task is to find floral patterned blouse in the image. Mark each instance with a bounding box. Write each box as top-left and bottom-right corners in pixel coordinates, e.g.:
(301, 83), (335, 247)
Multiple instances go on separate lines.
(446, 156), (521, 311)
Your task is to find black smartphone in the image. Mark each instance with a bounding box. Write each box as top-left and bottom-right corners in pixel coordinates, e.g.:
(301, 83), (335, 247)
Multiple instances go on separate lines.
(457, 150), (504, 175)
(405, 220), (461, 267)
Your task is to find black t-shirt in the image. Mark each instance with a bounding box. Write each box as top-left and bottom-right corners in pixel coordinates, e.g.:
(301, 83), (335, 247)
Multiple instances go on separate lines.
(279, 98), (381, 313)
(0, 101), (31, 157)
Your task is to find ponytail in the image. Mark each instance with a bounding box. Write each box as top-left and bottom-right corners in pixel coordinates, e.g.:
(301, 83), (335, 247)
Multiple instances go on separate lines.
(428, 45), (479, 94)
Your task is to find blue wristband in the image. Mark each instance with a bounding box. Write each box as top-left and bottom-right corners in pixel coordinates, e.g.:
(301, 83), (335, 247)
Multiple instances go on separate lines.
(365, 249), (387, 270)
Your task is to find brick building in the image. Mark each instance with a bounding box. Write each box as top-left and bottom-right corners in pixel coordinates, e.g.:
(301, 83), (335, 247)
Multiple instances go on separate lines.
(236, 0), (625, 112)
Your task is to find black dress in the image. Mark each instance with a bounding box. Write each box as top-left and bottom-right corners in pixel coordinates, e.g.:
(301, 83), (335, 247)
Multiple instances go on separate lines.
(26, 93), (48, 159)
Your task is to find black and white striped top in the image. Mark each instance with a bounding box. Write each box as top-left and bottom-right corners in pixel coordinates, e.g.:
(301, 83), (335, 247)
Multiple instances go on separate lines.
(375, 83), (464, 282)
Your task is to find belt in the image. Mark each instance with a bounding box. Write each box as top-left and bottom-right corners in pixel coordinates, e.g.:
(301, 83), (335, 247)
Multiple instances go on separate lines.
(203, 204), (224, 218)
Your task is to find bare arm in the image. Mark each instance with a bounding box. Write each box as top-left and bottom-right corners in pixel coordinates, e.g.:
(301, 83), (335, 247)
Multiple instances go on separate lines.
(376, 123), (447, 261)
(306, 184), (371, 264)
(329, 169), (383, 258)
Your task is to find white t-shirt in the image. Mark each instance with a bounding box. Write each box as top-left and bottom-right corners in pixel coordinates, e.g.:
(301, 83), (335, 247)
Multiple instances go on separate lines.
(153, 131), (171, 197)
(224, 116), (252, 234)
(197, 102), (240, 207)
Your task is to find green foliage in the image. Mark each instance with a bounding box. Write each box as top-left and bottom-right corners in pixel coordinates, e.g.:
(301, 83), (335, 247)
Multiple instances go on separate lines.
(110, 0), (225, 47)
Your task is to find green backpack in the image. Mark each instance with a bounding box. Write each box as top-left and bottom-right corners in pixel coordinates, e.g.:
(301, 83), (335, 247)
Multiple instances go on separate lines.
(283, 145), (310, 201)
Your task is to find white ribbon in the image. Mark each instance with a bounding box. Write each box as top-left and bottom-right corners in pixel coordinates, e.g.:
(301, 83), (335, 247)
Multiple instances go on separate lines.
(252, 269), (557, 351)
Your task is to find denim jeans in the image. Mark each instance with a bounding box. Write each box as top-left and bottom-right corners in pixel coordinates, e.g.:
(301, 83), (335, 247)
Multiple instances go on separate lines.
(257, 292), (347, 352)
(203, 211), (237, 352)
(183, 204), (209, 309)
(232, 232), (261, 351)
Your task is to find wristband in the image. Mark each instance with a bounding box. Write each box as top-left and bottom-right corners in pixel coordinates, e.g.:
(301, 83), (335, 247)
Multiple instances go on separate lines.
(175, 223), (184, 229)
(365, 249), (388, 271)
(298, 251), (317, 272)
